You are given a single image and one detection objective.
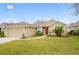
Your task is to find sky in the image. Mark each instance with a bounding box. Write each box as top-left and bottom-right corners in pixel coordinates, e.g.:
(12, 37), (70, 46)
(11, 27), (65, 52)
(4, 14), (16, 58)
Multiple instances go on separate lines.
(0, 3), (79, 24)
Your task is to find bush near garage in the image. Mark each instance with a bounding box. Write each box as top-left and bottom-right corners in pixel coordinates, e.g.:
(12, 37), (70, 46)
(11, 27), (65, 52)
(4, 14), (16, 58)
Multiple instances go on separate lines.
(36, 30), (43, 36)
(0, 31), (5, 37)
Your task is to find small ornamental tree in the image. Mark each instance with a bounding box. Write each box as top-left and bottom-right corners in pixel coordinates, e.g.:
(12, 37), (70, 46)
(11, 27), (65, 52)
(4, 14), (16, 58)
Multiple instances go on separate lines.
(54, 26), (63, 37)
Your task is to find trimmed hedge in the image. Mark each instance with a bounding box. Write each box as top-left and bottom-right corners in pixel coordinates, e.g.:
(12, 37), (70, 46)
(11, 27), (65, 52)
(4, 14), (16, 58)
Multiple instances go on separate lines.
(0, 31), (5, 37)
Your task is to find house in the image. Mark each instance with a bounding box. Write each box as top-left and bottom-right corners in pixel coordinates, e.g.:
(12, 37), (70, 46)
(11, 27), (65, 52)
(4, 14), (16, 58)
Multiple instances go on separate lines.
(34, 20), (67, 36)
(0, 22), (36, 38)
(33, 20), (47, 33)
(0, 19), (68, 37)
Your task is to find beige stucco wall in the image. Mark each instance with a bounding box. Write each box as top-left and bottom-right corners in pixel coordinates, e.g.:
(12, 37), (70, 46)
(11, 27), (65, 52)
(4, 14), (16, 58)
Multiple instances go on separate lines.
(24, 27), (36, 37)
(42, 28), (45, 35)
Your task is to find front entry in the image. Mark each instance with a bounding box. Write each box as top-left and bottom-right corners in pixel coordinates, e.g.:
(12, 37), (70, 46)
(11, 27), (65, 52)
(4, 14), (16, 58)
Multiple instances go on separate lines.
(43, 27), (48, 36)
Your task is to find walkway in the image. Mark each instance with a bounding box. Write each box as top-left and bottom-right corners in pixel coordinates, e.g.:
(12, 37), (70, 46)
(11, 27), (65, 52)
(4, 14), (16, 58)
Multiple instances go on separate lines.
(20, 36), (45, 40)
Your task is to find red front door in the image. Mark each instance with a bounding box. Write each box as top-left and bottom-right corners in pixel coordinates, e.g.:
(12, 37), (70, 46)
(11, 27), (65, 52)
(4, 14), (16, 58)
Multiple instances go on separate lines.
(45, 27), (48, 35)
(43, 27), (48, 36)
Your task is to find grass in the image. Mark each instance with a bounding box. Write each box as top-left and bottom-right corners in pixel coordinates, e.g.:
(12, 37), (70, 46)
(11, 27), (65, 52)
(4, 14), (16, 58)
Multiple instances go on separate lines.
(0, 36), (79, 55)
(28, 35), (42, 38)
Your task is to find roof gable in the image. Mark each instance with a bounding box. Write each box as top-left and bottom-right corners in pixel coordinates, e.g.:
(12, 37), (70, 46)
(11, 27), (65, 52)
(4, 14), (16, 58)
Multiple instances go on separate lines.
(69, 21), (79, 27)
(33, 20), (47, 27)
(43, 20), (66, 27)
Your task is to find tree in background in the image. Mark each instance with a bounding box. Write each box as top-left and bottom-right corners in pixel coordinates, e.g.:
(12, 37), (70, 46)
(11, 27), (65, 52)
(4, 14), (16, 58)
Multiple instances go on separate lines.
(73, 3), (79, 16)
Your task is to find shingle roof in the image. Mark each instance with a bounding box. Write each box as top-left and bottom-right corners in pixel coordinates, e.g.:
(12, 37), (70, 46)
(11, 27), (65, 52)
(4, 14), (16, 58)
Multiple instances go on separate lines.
(0, 22), (36, 28)
(33, 20), (47, 27)
(43, 20), (66, 27)
(69, 21), (79, 27)
(33, 19), (66, 27)
(0, 19), (67, 28)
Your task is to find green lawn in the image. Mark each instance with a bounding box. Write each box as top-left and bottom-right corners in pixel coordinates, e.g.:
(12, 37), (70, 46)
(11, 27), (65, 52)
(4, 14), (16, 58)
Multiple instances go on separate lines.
(0, 36), (79, 55)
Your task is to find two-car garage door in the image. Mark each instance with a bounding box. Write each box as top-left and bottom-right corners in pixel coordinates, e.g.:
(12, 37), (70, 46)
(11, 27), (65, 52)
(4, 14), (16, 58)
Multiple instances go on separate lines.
(6, 27), (36, 37)
(7, 28), (23, 37)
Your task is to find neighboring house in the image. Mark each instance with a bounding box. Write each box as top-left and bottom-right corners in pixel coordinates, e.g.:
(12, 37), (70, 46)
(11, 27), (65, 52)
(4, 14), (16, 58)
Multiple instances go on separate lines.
(33, 20), (67, 36)
(0, 22), (36, 38)
(67, 21), (79, 31)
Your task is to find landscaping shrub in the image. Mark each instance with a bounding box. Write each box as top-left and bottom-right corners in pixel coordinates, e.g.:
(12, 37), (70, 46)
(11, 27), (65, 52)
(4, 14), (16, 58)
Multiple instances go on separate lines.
(68, 29), (79, 35)
(36, 30), (43, 36)
(73, 29), (79, 35)
(54, 26), (63, 37)
(0, 31), (5, 37)
(68, 30), (74, 35)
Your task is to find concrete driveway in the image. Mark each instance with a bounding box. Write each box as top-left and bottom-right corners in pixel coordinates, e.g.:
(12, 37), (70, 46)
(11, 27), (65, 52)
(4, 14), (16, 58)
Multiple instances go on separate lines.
(0, 37), (20, 44)
(0, 36), (45, 44)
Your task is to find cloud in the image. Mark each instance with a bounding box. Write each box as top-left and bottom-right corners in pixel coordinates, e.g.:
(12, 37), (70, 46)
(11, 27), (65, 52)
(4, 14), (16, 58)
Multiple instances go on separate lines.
(43, 17), (48, 20)
(34, 17), (39, 20)
(7, 5), (14, 10)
